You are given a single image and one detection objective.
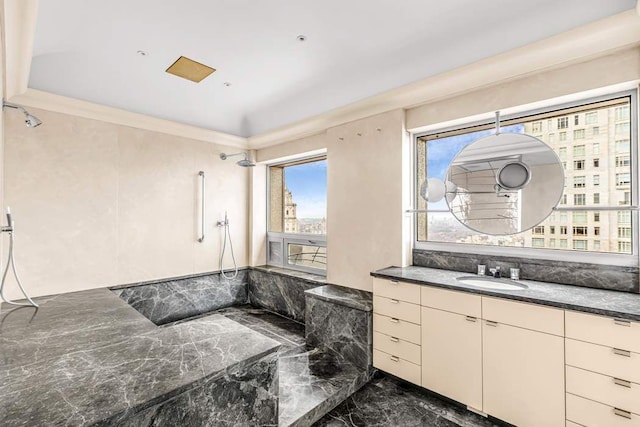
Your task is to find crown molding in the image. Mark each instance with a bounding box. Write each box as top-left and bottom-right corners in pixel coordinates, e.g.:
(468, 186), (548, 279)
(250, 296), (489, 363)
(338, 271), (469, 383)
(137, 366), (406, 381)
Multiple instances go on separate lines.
(9, 89), (248, 148)
(248, 10), (640, 150)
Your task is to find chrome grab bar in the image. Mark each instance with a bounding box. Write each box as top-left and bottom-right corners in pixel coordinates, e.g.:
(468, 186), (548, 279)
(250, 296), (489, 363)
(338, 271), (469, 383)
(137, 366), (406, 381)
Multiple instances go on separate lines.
(198, 171), (205, 242)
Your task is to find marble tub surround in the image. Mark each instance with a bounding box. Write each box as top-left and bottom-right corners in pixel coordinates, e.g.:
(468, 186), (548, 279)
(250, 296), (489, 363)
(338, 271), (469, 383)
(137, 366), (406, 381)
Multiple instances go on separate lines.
(248, 266), (325, 322)
(413, 248), (639, 292)
(314, 373), (500, 427)
(112, 269), (248, 325)
(373, 266), (640, 322)
(305, 285), (373, 371)
(0, 288), (281, 426)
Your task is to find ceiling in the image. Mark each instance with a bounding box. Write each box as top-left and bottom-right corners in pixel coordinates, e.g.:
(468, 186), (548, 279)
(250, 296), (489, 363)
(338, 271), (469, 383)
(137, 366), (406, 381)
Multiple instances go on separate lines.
(29, 0), (635, 138)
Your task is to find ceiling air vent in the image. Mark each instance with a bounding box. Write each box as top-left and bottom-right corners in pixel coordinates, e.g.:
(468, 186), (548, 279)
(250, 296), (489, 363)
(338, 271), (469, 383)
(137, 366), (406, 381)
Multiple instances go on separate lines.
(165, 56), (215, 83)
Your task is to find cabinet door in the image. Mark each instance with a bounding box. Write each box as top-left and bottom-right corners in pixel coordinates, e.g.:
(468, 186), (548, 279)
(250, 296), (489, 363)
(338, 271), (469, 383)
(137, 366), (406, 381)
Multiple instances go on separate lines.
(483, 321), (565, 427)
(421, 307), (482, 411)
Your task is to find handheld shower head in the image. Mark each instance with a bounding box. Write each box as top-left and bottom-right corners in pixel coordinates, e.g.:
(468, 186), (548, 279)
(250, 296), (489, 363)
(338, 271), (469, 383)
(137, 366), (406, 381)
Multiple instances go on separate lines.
(219, 152), (256, 167)
(3, 101), (42, 128)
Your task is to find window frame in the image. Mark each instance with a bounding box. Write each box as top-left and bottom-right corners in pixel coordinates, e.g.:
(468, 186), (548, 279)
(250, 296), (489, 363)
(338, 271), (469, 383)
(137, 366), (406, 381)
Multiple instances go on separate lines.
(266, 155), (328, 275)
(413, 90), (639, 267)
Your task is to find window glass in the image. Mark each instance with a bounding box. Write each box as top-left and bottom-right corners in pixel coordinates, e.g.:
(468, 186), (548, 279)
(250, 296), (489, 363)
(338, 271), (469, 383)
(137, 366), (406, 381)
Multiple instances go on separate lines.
(416, 95), (635, 255)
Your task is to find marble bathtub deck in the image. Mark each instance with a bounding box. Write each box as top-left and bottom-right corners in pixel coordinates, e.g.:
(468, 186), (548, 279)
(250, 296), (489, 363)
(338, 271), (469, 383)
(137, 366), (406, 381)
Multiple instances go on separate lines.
(214, 305), (371, 427)
(373, 266), (640, 321)
(0, 289), (281, 426)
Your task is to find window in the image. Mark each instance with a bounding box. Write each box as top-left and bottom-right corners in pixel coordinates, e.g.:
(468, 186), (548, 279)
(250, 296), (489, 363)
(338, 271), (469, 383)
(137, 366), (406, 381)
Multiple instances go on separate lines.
(618, 211), (631, 224)
(594, 227), (600, 236)
(593, 126), (600, 136)
(573, 240), (588, 250)
(573, 212), (587, 223)
(268, 157), (327, 273)
(622, 191), (631, 205)
(573, 145), (585, 156)
(594, 240), (601, 250)
(616, 105), (630, 121)
(619, 241), (632, 253)
(616, 155), (631, 167)
(558, 117), (569, 129)
(558, 147), (567, 158)
(549, 239), (556, 248)
(616, 173), (630, 187)
(416, 93), (636, 257)
(616, 123), (630, 135)
(618, 227), (632, 239)
(572, 226), (588, 235)
(532, 121), (542, 133)
(532, 238), (545, 248)
(585, 111), (598, 124)
(616, 139), (630, 153)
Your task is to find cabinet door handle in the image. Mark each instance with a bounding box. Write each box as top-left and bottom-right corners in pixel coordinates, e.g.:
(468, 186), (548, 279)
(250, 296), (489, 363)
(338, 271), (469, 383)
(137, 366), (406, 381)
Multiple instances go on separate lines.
(390, 355), (400, 362)
(613, 348), (632, 357)
(614, 408), (632, 419)
(390, 299), (400, 304)
(465, 316), (477, 322)
(614, 378), (632, 388)
(485, 320), (498, 327)
(614, 318), (632, 327)
(389, 336), (400, 343)
(390, 317), (400, 323)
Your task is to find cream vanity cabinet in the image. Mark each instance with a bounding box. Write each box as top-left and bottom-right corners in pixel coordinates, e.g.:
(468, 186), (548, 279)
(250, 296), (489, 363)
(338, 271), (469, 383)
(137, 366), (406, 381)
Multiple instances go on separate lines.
(420, 286), (483, 411)
(565, 310), (640, 426)
(481, 297), (565, 427)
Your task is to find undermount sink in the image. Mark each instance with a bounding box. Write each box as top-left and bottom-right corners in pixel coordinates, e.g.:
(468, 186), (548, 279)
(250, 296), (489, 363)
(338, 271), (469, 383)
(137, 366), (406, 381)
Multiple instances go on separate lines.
(456, 276), (528, 291)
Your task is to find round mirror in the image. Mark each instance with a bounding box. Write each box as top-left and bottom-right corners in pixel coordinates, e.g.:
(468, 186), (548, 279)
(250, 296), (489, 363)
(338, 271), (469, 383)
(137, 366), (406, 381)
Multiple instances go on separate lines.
(445, 132), (564, 235)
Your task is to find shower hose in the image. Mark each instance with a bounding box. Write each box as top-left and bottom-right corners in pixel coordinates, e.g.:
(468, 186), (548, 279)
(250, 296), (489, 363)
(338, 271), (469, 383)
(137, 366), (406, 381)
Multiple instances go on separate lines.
(219, 212), (239, 280)
(0, 227), (38, 307)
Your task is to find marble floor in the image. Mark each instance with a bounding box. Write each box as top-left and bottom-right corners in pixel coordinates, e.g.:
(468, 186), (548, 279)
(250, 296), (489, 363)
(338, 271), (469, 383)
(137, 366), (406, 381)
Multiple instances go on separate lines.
(314, 373), (506, 427)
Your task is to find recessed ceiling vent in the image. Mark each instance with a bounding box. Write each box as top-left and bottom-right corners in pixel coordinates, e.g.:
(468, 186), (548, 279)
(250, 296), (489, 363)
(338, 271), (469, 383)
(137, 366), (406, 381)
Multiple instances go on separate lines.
(166, 56), (215, 83)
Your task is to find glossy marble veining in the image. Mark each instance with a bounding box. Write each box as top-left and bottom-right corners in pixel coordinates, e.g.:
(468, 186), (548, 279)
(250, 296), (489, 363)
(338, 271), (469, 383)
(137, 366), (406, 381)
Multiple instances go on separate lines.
(413, 248), (639, 293)
(373, 265), (640, 321)
(112, 269), (248, 325)
(0, 288), (281, 426)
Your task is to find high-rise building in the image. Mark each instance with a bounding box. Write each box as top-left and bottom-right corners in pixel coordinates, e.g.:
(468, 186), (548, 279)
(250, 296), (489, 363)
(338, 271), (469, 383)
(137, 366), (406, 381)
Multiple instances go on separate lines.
(284, 188), (299, 233)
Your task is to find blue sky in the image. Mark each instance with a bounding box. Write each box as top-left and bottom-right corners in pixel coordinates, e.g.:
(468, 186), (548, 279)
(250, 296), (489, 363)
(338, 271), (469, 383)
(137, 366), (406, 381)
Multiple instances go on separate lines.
(285, 159), (327, 218)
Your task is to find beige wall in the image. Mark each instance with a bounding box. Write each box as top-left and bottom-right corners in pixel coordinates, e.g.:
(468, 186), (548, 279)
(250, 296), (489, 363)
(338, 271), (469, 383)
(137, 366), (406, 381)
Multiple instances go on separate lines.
(3, 107), (249, 299)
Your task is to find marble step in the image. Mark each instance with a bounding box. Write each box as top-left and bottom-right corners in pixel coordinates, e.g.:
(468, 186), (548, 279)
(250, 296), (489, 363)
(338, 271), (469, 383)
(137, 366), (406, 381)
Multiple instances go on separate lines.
(278, 347), (372, 427)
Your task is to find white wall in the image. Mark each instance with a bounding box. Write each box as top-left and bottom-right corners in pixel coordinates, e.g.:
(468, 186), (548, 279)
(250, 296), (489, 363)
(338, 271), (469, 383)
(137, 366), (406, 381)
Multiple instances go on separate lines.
(3, 107), (249, 299)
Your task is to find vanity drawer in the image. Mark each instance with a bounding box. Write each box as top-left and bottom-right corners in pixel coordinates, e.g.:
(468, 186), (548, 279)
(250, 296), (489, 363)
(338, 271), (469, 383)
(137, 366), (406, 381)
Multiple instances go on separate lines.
(373, 295), (421, 324)
(566, 365), (640, 415)
(566, 311), (640, 353)
(566, 338), (640, 384)
(567, 393), (640, 427)
(373, 349), (421, 386)
(373, 331), (421, 365)
(373, 277), (421, 304)
(482, 297), (564, 336)
(420, 285), (481, 318)
(373, 313), (421, 345)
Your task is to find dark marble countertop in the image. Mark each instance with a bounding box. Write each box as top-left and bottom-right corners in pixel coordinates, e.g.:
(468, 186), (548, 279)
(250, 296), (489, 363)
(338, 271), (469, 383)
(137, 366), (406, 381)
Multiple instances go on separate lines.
(305, 285), (373, 312)
(372, 266), (640, 322)
(0, 288), (280, 426)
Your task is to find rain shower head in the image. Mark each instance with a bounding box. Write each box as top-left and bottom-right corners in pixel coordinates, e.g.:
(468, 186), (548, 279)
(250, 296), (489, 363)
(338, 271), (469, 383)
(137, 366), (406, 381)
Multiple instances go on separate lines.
(3, 101), (42, 128)
(219, 152), (256, 167)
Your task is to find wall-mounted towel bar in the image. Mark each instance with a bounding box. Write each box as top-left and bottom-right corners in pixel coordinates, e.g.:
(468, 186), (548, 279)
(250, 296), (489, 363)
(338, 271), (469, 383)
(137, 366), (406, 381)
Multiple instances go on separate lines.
(198, 171), (205, 242)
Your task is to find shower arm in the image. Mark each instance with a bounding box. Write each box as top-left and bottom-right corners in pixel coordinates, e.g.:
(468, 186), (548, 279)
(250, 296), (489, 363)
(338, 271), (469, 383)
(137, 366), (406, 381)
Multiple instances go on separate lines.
(3, 102), (28, 115)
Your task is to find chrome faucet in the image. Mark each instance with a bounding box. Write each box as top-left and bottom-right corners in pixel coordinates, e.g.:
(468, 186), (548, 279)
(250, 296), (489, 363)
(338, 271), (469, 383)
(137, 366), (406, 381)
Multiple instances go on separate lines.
(489, 266), (501, 278)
